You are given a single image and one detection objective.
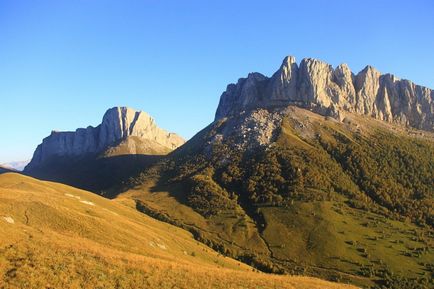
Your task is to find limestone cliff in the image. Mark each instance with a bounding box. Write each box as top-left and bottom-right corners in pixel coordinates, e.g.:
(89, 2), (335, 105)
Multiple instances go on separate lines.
(25, 107), (185, 170)
(215, 56), (433, 131)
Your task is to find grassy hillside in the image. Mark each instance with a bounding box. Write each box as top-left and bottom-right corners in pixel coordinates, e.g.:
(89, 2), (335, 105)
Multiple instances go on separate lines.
(124, 107), (434, 289)
(0, 173), (354, 289)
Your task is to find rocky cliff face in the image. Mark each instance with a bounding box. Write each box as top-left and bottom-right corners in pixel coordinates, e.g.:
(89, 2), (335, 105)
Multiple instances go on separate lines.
(215, 56), (433, 131)
(25, 107), (185, 170)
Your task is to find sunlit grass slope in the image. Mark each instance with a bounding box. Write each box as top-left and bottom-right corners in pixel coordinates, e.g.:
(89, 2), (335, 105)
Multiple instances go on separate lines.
(0, 173), (356, 289)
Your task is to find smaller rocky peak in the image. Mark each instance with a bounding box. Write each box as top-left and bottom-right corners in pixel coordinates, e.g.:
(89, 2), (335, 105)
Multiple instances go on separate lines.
(362, 65), (378, 72)
(99, 106), (183, 150)
(333, 64), (353, 85)
(269, 55), (299, 101)
(354, 65), (382, 92)
(357, 65), (381, 79)
(280, 55), (298, 71)
(25, 106), (185, 171)
(215, 73), (269, 120)
(334, 63), (352, 78)
(332, 63), (357, 107)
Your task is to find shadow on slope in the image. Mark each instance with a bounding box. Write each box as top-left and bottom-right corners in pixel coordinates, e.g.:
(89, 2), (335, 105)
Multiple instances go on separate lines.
(25, 154), (163, 198)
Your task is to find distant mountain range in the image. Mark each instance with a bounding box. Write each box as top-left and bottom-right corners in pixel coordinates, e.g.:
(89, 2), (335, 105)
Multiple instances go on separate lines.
(0, 160), (29, 171)
(0, 165), (14, 174)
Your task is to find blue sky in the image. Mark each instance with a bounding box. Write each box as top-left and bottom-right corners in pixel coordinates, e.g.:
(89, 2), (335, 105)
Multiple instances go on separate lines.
(1, 0), (433, 163)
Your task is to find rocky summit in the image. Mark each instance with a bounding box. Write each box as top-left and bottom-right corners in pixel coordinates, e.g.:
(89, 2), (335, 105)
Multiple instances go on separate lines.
(215, 56), (433, 131)
(25, 107), (185, 170)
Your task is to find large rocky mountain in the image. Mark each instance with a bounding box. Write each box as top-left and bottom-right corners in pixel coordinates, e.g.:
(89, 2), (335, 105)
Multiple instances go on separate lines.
(25, 107), (184, 171)
(122, 57), (434, 289)
(216, 56), (433, 131)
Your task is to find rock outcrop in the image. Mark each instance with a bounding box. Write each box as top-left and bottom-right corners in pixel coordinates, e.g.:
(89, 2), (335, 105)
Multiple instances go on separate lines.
(215, 56), (433, 131)
(25, 107), (185, 170)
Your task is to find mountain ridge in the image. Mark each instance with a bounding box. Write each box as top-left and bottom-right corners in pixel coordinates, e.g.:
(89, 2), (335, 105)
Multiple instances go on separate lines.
(216, 56), (433, 131)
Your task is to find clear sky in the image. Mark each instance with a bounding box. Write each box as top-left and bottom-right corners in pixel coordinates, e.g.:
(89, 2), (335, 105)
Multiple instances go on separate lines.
(1, 0), (433, 163)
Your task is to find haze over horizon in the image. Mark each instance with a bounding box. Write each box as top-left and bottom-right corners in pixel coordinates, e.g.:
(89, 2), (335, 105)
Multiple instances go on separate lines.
(1, 0), (434, 163)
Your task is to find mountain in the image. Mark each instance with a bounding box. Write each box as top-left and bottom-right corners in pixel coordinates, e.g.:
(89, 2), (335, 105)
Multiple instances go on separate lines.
(216, 56), (433, 131)
(25, 106), (184, 171)
(0, 173), (357, 289)
(0, 160), (29, 171)
(121, 57), (434, 288)
(20, 57), (433, 288)
(24, 107), (185, 195)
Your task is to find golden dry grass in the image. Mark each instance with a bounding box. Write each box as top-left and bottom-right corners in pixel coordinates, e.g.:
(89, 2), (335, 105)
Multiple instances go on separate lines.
(0, 173), (357, 289)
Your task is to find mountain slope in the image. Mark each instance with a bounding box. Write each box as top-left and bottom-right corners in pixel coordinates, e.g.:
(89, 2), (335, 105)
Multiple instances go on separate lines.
(19, 56), (434, 288)
(123, 107), (433, 288)
(0, 173), (356, 289)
